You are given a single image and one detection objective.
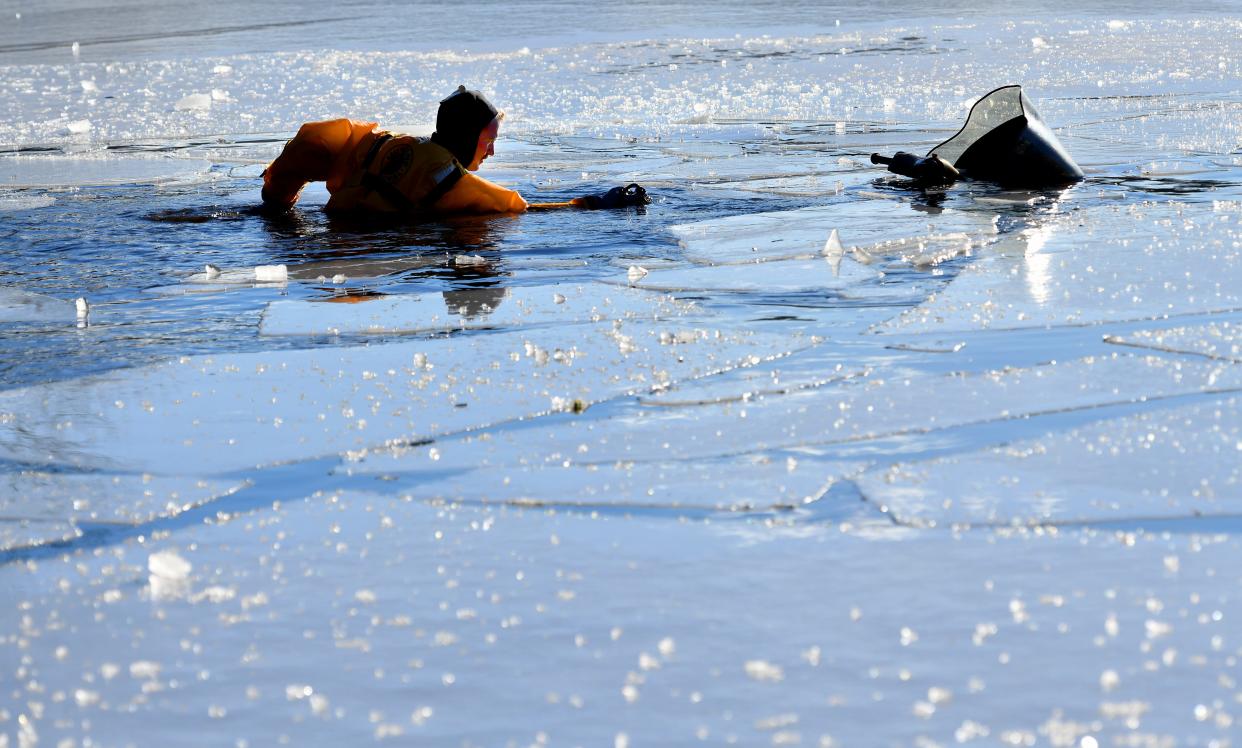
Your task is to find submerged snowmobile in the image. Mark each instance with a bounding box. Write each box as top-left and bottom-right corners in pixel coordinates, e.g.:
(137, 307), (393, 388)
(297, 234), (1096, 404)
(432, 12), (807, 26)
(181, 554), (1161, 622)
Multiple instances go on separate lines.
(871, 85), (1083, 188)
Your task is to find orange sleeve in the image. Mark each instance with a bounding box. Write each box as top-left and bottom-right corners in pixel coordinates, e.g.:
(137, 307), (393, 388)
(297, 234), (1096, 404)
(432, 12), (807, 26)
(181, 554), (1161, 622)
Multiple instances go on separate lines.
(262, 119), (375, 208)
(433, 171), (528, 215)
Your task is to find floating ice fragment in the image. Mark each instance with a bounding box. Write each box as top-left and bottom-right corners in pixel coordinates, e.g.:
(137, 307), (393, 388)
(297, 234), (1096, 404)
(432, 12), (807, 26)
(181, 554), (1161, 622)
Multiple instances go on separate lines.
(210, 89), (231, 102)
(452, 254), (487, 267)
(802, 646), (821, 666)
(744, 659), (784, 683)
(658, 637), (675, 657)
(80, 80), (98, 93)
(148, 549), (191, 580)
(75, 297), (88, 318)
(331, 274), (347, 284)
(850, 247), (875, 265)
(71, 41), (80, 57)
(74, 689), (100, 707)
(148, 549), (191, 598)
(658, 329), (704, 345)
(627, 265), (649, 283)
(1145, 620), (1172, 639)
(204, 264), (220, 279)
(64, 119), (92, 136)
(129, 660), (161, 680)
(955, 722), (990, 742)
(254, 264), (288, 282)
(192, 586), (236, 604)
(286, 684), (313, 701)
(212, 64), (232, 75)
(174, 93), (212, 111)
(1031, 37), (1047, 49)
(822, 228), (844, 276)
(1100, 670), (1120, 692)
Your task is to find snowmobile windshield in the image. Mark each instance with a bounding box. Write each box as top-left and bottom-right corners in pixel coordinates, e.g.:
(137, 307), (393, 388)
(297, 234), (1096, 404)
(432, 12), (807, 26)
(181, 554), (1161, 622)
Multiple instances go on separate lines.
(929, 85), (1083, 187)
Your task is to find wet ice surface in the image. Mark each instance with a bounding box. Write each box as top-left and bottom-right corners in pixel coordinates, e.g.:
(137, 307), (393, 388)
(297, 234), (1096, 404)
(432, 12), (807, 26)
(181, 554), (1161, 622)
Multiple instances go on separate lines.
(0, 473), (243, 550)
(1107, 319), (1242, 363)
(4, 3), (1242, 746)
(259, 283), (696, 336)
(857, 395), (1242, 527)
(6, 499), (1242, 747)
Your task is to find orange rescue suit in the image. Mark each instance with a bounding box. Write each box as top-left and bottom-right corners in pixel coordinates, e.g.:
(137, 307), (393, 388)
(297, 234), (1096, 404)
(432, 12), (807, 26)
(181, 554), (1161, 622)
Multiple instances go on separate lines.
(261, 119), (527, 215)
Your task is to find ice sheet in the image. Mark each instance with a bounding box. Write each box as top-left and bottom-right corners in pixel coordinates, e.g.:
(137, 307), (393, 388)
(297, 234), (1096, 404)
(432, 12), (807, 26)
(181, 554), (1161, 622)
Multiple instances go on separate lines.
(0, 518), (79, 551)
(0, 193), (55, 211)
(1106, 320), (1242, 363)
(3, 9), (1242, 748)
(340, 449), (862, 510)
(617, 256), (888, 295)
(875, 202), (1242, 335)
(260, 283), (697, 336)
(0, 471), (244, 526)
(856, 395), (1242, 527)
(0, 154), (212, 187)
(5, 491), (1242, 746)
(0, 287), (76, 323)
(482, 353), (1242, 465)
(671, 201), (997, 265)
(0, 321), (801, 475)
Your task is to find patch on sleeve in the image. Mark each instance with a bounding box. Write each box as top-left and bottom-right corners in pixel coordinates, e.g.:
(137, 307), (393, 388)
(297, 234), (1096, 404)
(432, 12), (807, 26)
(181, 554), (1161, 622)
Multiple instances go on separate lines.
(378, 144), (414, 182)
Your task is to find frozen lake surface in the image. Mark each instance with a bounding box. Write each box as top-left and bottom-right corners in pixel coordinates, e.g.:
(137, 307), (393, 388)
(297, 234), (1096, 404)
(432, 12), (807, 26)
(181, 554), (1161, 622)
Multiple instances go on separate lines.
(3, 1), (1242, 745)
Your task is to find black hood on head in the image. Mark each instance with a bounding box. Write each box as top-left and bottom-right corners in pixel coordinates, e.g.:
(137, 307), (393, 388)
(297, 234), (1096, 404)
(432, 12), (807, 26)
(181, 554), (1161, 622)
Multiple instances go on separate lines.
(431, 86), (499, 166)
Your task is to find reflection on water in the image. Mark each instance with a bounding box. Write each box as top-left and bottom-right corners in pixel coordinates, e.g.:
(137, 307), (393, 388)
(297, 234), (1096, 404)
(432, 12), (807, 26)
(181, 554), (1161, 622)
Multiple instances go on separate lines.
(1022, 225), (1056, 306)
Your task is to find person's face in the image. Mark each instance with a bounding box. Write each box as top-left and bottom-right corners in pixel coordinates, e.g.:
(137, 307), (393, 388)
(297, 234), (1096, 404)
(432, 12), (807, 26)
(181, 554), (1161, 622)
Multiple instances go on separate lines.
(468, 118), (500, 171)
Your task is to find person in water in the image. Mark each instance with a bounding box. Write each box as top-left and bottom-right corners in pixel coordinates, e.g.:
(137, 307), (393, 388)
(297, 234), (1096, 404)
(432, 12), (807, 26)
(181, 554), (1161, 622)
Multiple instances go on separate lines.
(262, 86), (526, 215)
(262, 86), (648, 216)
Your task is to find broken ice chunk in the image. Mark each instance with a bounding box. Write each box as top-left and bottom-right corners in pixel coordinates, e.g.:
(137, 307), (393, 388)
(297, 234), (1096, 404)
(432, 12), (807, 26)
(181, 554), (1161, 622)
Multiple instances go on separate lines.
(822, 228), (844, 277)
(451, 254), (488, 267)
(0, 288), (76, 323)
(254, 264), (288, 282)
(627, 265), (649, 283)
(148, 549), (191, 579)
(174, 93), (212, 111)
(204, 264), (221, 279)
(148, 549), (192, 599)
